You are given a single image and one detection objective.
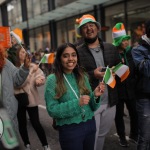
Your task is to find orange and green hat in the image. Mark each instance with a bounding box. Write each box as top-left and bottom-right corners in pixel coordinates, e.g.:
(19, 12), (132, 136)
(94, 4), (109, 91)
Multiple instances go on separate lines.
(10, 28), (23, 44)
(112, 23), (131, 46)
(76, 14), (101, 35)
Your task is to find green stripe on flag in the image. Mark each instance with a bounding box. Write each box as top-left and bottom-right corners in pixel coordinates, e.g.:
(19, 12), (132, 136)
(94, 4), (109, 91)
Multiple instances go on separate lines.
(41, 55), (46, 63)
(112, 62), (122, 72)
(104, 68), (111, 83)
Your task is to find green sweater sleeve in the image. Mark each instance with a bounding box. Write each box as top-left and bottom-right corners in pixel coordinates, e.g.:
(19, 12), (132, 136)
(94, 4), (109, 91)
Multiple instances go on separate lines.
(44, 74), (82, 119)
(45, 74), (101, 126)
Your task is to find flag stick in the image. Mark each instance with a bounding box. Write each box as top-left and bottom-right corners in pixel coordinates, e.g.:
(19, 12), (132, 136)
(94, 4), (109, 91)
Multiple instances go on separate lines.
(38, 54), (45, 66)
(100, 66), (109, 92)
(102, 66), (109, 83)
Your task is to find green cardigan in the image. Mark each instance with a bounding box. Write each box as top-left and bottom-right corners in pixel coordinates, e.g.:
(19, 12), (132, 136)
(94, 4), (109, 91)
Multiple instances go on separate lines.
(44, 73), (101, 126)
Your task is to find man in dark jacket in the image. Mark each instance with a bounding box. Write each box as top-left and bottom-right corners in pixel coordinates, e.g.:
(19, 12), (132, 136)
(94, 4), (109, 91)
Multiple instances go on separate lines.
(132, 19), (150, 150)
(112, 23), (138, 147)
(76, 14), (120, 150)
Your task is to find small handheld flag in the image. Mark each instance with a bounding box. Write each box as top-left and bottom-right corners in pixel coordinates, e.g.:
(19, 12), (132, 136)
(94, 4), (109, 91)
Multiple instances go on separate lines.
(112, 62), (130, 82)
(103, 66), (116, 88)
(39, 53), (54, 65)
(0, 26), (11, 48)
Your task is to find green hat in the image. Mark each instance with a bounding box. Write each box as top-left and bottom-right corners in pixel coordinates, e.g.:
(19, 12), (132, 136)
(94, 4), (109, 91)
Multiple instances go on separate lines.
(112, 23), (131, 46)
(76, 14), (101, 35)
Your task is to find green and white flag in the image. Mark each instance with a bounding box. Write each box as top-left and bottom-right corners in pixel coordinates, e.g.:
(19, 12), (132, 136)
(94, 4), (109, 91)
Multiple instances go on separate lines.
(103, 67), (116, 88)
(112, 62), (130, 82)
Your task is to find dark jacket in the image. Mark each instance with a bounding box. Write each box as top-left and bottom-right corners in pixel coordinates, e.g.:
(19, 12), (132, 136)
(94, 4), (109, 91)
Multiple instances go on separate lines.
(132, 39), (150, 99)
(116, 46), (137, 100)
(77, 38), (120, 107)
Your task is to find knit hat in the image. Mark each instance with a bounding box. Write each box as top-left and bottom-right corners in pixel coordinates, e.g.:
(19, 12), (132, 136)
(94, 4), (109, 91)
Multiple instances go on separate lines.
(112, 23), (131, 46)
(76, 14), (101, 35)
(10, 28), (23, 44)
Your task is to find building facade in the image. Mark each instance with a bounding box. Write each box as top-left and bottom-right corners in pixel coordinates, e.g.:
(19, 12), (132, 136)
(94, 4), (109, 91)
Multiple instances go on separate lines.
(0, 0), (150, 52)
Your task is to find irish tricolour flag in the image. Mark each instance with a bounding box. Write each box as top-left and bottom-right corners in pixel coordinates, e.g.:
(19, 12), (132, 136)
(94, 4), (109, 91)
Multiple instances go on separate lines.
(103, 67), (116, 88)
(112, 62), (130, 82)
(40, 53), (54, 64)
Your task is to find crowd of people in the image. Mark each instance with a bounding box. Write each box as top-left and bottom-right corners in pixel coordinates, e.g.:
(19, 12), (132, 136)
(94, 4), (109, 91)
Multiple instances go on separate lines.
(0, 13), (150, 150)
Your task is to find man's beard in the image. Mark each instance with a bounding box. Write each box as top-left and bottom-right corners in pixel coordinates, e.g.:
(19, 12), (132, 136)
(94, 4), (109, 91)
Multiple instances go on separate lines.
(84, 35), (98, 44)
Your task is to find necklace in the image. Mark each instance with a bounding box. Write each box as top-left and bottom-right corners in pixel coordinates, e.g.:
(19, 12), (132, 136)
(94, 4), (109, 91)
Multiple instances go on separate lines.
(63, 74), (85, 120)
(90, 45), (100, 52)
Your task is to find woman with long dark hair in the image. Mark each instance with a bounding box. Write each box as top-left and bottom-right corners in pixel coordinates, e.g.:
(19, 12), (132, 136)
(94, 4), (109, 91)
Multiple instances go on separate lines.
(14, 45), (51, 150)
(45, 43), (105, 150)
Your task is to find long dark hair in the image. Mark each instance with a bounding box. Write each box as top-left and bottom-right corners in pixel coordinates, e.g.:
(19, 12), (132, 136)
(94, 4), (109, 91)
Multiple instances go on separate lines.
(14, 44), (26, 67)
(54, 43), (90, 99)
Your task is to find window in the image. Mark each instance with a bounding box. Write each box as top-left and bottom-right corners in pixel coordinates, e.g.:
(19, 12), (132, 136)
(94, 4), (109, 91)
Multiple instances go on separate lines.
(105, 0), (150, 45)
(7, 0), (22, 26)
(128, 6), (150, 45)
(43, 25), (51, 51)
(57, 20), (67, 46)
(33, 0), (41, 16)
(67, 17), (77, 44)
(35, 27), (43, 51)
(105, 3), (124, 43)
(55, 0), (76, 8)
(27, 0), (33, 19)
(41, 0), (48, 13)
(29, 25), (51, 51)
(29, 30), (35, 52)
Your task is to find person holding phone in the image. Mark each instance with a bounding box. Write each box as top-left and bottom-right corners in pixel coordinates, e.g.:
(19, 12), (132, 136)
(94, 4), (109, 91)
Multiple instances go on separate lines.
(100, 67), (106, 72)
(76, 14), (120, 150)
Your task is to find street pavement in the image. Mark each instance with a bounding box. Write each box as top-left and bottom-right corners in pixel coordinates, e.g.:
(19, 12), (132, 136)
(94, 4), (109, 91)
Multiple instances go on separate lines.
(24, 85), (137, 150)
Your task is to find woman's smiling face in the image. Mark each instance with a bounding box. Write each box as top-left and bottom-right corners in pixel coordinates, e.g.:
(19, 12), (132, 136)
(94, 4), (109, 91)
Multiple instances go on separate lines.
(19, 47), (26, 62)
(60, 46), (77, 73)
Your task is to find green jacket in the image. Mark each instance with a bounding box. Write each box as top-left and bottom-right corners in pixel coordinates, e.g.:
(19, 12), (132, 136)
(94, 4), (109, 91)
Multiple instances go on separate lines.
(45, 73), (101, 126)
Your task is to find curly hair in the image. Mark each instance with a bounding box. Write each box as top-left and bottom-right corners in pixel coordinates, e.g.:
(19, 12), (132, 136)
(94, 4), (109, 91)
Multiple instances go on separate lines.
(0, 45), (6, 73)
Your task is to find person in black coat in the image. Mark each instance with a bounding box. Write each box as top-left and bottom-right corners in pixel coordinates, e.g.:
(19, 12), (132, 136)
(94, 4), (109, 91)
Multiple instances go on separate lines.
(132, 19), (150, 150)
(112, 23), (138, 147)
(76, 14), (120, 150)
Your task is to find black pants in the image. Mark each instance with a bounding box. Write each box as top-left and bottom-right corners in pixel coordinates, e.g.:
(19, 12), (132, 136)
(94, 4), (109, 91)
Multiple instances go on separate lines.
(17, 105), (48, 146)
(115, 98), (138, 138)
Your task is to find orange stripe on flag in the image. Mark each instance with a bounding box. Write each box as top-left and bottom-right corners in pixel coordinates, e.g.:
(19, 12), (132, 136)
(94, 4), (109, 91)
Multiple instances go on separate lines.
(121, 69), (130, 82)
(109, 78), (116, 88)
(48, 53), (54, 63)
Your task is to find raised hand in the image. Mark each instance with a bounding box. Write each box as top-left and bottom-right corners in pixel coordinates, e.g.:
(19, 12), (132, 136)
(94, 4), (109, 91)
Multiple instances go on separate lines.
(94, 67), (105, 79)
(24, 53), (31, 69)
(94, 82), (105, 97)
